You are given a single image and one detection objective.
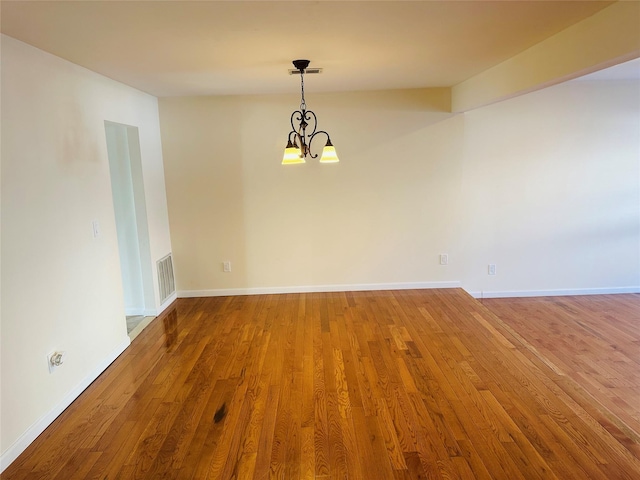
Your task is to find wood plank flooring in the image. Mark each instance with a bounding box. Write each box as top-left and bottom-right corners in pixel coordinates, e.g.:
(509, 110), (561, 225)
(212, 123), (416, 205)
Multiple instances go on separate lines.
(3, 289), (640, 479)
(481, 294), (640, 459)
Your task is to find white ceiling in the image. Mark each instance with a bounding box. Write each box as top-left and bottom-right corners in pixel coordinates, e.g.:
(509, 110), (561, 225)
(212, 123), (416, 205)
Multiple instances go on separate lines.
(0, 1), (624, 98)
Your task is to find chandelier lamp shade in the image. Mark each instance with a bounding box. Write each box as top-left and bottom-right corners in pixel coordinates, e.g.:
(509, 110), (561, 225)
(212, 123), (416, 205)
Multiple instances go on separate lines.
(282, 59), (339, 165)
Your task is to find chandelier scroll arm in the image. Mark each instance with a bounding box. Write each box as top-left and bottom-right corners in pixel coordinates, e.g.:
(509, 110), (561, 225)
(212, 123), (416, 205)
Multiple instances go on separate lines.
(290, 109), (304, 133)
(286, 130), (297, 146)
(304, 110), (318, 138)
(307, 129), (332, 159)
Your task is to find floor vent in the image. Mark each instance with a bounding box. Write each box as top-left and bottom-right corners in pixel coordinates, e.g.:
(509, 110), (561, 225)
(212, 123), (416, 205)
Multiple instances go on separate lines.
(157, 254), (175, 304)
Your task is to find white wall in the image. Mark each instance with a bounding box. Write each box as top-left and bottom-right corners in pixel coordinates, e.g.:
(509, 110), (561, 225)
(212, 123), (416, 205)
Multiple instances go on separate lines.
(461, 78), (640, 297)
(160, 89), (464, 294)
(160, 79), (639, 298)
(0, 35), (173, 467)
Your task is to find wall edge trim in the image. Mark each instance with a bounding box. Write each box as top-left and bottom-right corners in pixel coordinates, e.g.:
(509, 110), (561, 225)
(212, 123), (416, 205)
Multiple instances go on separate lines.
(0, 337), (131, 473)
(178, 281), (462, 297)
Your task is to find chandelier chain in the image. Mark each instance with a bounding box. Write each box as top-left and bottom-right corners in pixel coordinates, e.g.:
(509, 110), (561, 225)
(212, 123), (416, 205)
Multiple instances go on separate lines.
(299, 70), (306, 111)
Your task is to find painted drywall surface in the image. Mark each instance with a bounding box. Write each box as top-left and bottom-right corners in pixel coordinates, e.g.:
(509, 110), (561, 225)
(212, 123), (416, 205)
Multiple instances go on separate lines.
(452, 1), (640, 112)
(135, 99), (173, 308)
(452, 2), (640, 112)
(0, 36), (172, 458)
(159, 89), (464, 292)
(460, 79), (640, 295)
(161, 80), (639, 296)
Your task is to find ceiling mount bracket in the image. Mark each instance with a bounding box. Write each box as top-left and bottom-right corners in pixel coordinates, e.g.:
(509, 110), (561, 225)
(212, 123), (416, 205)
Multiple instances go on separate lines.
(292, 59), (310, 71)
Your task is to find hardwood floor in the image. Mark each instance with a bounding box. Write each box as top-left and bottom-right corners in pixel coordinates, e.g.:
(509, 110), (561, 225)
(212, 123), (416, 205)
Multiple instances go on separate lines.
(3, 289), (640, 479)
(481, 294), (640, 458)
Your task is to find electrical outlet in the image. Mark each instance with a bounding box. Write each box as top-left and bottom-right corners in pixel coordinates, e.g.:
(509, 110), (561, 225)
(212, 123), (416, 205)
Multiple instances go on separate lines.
(488, 264), (496, 275)
(47, 351), (66, 373)
(439, 254), (448, 265)
(223, 261), (231, 272)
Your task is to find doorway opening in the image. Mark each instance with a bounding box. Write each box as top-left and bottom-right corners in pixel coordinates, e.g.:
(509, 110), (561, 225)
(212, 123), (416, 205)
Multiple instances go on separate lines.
(104, 122), (156, 338)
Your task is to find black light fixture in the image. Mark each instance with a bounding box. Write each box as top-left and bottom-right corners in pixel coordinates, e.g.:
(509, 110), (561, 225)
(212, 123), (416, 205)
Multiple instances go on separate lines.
(282, 59), (339, 165)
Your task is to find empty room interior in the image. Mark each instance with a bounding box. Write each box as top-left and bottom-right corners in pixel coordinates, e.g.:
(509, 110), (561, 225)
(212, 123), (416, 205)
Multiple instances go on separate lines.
(1, 1), (639, 478)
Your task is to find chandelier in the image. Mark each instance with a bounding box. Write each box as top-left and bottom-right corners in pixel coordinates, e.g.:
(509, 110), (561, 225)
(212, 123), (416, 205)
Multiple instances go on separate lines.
(282, 59), (339, 165)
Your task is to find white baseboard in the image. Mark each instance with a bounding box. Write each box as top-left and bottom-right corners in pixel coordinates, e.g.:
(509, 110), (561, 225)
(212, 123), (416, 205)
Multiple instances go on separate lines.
(129, 294), (177, 319)
(158, 292), (177, 313)
(125, 308), (158, 317)
(178, 281), (462, 298)
(0, 337), (131, 473)
(465, 286), (640, 299)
